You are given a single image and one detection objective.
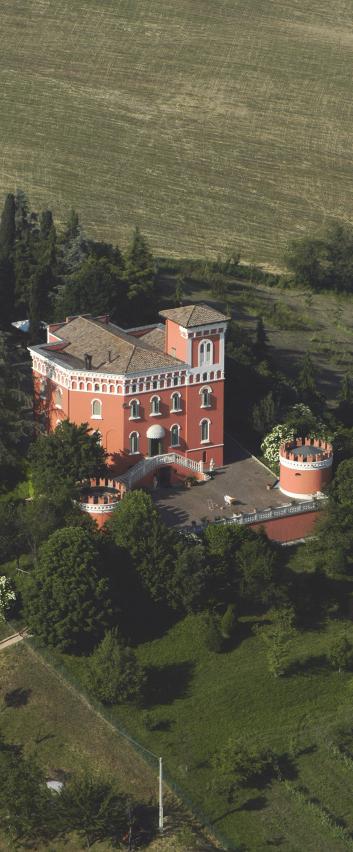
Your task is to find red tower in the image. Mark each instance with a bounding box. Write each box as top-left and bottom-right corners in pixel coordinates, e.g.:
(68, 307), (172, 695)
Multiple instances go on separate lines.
(279, 437), (333, 499)
(29, 304), (228, 489)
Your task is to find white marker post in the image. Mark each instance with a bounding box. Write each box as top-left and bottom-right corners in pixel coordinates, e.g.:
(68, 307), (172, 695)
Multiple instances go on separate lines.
(158, 756), (164, 833)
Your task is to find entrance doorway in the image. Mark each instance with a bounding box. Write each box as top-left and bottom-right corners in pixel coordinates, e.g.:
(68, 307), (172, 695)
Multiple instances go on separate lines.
(149, 438), (162, 457)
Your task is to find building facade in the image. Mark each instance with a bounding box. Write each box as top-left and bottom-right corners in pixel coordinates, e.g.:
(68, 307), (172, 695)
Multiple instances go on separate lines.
(29, 304), (228, 481)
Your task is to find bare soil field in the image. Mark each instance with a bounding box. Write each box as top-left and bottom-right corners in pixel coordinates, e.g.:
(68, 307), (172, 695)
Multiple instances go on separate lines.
(1, 1), (353, 263)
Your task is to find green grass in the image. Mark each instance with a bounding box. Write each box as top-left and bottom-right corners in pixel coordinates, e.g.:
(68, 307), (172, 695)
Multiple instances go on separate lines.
(1, 1), (353, 265)
(0, 642), (218, 852)
(55, 614), (353, 851)
(177, 273), (353, 404)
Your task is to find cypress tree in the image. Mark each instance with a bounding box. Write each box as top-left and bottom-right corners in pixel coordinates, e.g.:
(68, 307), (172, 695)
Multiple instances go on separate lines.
(0, 193), (16, 258)
(0, 194), (16, 327)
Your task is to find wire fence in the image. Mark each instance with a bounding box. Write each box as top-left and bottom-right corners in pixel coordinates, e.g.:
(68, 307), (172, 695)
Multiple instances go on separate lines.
(26, 637), (239, 851)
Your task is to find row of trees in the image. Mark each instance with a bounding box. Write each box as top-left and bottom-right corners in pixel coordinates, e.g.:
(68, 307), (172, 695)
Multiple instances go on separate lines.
(285, 222), (353, 293)
(0, 190), (159, 339)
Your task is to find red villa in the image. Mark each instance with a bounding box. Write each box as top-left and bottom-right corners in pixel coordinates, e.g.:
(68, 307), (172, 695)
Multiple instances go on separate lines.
(29, 304), (228, 496)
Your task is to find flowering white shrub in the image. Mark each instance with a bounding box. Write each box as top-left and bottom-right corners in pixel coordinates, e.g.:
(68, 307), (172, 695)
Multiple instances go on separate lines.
(261, 424), (295, 470)
(0, 576), (16, 623)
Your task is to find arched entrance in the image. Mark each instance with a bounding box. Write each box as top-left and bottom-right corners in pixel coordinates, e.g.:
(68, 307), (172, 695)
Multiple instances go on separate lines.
(146, 424), (166, 457)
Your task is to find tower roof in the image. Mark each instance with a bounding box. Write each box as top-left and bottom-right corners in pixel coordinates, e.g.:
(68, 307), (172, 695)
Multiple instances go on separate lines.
(159, 303), (229, 328)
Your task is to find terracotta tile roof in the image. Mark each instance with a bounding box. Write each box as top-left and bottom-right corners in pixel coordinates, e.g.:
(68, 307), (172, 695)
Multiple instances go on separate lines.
(139, 326), (165, 351)
(159, 303), (229, 327)
(42, 316), (185, 374)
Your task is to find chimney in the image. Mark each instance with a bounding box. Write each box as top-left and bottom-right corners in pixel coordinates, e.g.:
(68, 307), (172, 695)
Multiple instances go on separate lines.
(84, 353), (92, 370)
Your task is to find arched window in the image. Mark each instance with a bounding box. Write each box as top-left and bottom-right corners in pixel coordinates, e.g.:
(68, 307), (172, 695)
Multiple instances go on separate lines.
(129, 399), (140, 420)
(92, 399), (102, 418)
(199, 339), (213, 367)
(94, 383), (100, 392)
(200, 418), (210, 443)
(129, 432), (139, 454)
(79, 382), (84, 390)
(200, 386), (211, 408)
(173, 375), (179, 386)
(171, 392), (182, 412)
(152, 380), (158, 390)
(131, 383), (137, 394)
(55, 387), (62, 408)
(150, 395), (160, 415)
(170, 424), (180, 447)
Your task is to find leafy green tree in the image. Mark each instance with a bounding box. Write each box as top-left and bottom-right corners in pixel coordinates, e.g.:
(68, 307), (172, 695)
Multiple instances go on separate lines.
(0, 333), (31, 487)
(24, 527), (113, 651)
(0, 738), (56, 844)
(166, 541), (209, 612)
(60, 774), (132, 849)
(29, 420), (107, 497)
(330, 459), (353, 508)
(327, 636), (353, 672)
(108, 491), (174, 603)
(337, 375), (353, 427)
(86, 629), (145, 705)
(285, 236), (328, 290)
(237, 534), (278, 606)
(252, 391), (276, 435)
(256, 606), (296, 677)
(211, 737), (273, 800)
(261, 423), (295, 470)
(0, 576), (16, 622)
(57, 256), (127, 322)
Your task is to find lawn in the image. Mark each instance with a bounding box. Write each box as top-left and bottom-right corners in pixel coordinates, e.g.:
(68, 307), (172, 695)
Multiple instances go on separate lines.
(55, 613), (353, 851)
(170, 270), (353, 405)
(0, 642), (217, 851)
(1, 1), (353, 265)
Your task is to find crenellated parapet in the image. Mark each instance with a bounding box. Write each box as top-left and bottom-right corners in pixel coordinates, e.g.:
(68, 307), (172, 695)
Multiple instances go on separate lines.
(279, 436), (333, 499)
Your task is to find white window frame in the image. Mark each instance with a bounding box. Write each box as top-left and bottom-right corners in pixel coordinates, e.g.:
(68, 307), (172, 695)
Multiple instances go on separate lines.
(200, 385), (212, 408)
(200, 418), (211, 443)
(129, 399), (141, 420)
(91, 398), (102, 419)
(150, 395), (161, 416)
(129, 431), (140, 455)
(170, 391), (182, 413)
(170, 423), (180, 448)
(199, 339), (213, 367)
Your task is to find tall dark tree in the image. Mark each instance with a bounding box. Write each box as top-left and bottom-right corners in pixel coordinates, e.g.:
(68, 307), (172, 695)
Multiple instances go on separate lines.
(24, 527), (113, 650)
(124, 226), (157, 322)
(0, 332), (31, 487)
(108, 490), (175, 603)
(0, 193), (16, 327)
(253, 316), (268, 362)
(29, 420), (107, 497)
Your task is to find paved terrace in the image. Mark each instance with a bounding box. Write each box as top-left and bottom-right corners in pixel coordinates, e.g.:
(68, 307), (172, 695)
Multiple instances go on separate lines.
(152, 436), (289, 528)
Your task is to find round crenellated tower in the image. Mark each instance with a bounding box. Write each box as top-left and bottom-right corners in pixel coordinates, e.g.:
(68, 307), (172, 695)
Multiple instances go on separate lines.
(78, 479), (123, 528)
(279, 436), (333, 499)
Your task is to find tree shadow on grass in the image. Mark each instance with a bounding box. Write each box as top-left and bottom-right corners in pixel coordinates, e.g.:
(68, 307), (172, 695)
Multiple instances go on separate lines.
(241, 795), (267, 812)
(285, 654), (330, 677)
(4, 687), (32, 709)
(143, 661), (194, 707)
